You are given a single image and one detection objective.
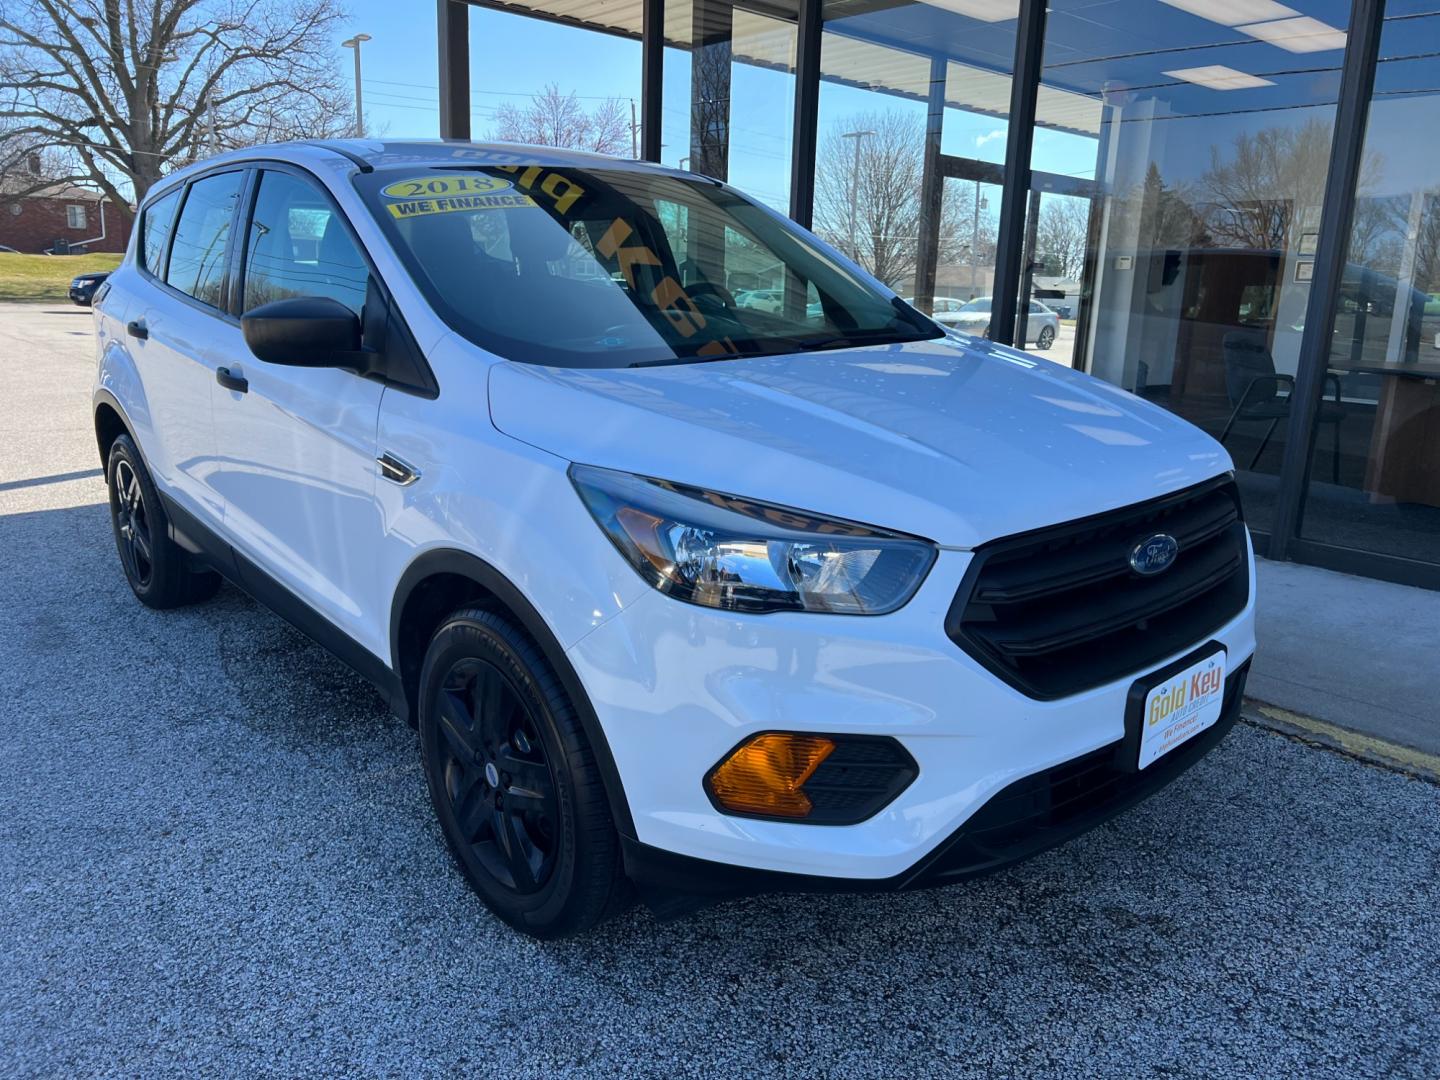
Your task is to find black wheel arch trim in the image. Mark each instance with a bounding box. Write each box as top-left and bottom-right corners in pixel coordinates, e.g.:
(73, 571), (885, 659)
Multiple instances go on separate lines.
(93, 388), (138, 467)
(390, 548), (637, 841)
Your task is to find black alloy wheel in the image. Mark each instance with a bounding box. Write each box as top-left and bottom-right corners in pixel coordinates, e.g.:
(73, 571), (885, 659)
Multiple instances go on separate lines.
(433, 656), (559, 893)
(111, 456), (153, 589)
(418, 608), (629, 937)
(105, 434), (220, 609)
(1037, 324), (1056, 350)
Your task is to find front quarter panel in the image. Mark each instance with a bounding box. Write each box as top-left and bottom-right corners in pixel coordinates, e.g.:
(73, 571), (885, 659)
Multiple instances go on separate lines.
(374, 336), (652, 665)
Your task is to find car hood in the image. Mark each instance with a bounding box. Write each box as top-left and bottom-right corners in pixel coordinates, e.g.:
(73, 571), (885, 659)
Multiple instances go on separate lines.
(487, 337), (1231, 548)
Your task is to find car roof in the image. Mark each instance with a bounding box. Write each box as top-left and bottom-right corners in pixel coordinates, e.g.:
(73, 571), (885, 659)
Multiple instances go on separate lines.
(145, 139), (699, 205)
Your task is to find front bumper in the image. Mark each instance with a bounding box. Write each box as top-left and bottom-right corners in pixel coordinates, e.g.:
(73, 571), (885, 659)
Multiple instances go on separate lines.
(623, 657), (1248, 905)
(566, 535), (1258, 885)
(69, 284), (95, 305)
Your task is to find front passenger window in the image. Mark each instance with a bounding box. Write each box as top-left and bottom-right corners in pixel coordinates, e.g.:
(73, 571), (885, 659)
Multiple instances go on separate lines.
(242, 171), (369, 316)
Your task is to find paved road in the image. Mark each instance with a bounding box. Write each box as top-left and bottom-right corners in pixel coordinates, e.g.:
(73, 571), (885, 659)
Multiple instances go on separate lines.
(2, 303), (1438, 1078)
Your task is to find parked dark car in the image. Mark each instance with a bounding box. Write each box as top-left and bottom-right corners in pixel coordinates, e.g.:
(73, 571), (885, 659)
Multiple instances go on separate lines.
(69, 271), (110, 306)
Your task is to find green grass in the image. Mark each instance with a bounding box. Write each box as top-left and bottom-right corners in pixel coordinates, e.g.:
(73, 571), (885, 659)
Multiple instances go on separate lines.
(0, 252), (123, 301)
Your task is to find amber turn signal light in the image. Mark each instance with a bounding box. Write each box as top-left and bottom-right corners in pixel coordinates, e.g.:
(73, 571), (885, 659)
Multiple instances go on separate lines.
(707, 733), (836, 818)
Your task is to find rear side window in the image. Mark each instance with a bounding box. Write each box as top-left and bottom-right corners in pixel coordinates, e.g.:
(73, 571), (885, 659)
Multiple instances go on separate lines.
(139, 189), (181, 275)
(166, 172), (244, 309)
(240, 171), (368, 316)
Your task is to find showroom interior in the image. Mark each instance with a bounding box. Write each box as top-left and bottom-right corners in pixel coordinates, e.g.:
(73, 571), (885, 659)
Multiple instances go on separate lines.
(431, 0), (1439, 589)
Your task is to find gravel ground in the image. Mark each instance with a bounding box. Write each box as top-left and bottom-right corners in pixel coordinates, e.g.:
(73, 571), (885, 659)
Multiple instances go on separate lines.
(2, 303), (1438, 1078)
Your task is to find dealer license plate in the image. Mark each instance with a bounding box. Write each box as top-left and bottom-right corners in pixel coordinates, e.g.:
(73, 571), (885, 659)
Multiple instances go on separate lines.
(1137, 650), (1226, 769)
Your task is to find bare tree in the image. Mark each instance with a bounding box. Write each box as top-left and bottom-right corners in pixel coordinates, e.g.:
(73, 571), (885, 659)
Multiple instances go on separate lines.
(0, 0), (350, 216)
(491, 84), (632, 156)
(813, 110), (966, 289)
(1200, 119), (1383, 253)
(1035, 197), (1090, 278)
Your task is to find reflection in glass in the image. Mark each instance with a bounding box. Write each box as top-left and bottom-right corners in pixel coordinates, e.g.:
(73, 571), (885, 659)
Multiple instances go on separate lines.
(1298, 8), (1440, 565)
(815, 0), (1019, 317)
(662, 0), (797, 213)
(1032, 0), (1353, 532)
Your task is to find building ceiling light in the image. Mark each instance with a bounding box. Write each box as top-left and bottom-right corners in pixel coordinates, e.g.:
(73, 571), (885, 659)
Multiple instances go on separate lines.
(1238, 15), (1348, 52)
(1163, 65), (1277, 91)
(920, 0), (1018, 24)
(1158, 0), (1298, 26)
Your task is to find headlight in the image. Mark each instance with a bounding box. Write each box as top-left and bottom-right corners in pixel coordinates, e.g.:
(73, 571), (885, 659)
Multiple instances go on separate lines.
(569, 464), (937, 615)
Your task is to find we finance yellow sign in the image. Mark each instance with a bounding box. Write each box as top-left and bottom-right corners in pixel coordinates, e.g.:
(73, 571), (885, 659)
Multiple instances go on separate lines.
(380, 174), (535, 218)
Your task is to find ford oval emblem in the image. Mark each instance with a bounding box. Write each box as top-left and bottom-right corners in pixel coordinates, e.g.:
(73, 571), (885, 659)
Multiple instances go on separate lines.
(1129, 533), (1179, 576)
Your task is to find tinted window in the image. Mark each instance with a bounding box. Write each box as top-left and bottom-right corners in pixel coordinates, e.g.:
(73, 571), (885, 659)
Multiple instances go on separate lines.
(166, 172), (244, 308)
(354, 164), (938, 368)
(242, 171), (368, 316)
(140, 189), (181, 275)
(962, 298), (991, 313)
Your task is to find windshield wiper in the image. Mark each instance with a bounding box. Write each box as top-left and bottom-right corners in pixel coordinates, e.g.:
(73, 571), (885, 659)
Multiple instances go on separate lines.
(791, 327), (938, 353)
(626, 326), (939, 369)
(627, 345), (780, 369)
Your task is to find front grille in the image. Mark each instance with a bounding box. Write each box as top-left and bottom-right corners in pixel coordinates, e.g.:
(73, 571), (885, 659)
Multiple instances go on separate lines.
(946, 476), (1249, 700)
(919, 661), (1249, 885)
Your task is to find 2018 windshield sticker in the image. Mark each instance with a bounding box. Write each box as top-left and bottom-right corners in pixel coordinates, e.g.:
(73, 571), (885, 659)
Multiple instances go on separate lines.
(381, 174), (536, 217)
(381, 174), (515, 199)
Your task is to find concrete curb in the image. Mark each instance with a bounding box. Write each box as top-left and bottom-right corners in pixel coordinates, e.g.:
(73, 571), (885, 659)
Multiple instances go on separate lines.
(1242, 699), (1440, 785)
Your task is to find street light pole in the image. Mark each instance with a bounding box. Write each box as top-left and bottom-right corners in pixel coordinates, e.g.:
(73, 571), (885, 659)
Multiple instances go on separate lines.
(841, 129), (876, 261)
(341, 33), (371, 138)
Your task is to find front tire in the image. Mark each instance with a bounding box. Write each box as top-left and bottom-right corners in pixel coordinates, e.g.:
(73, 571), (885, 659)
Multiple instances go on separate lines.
(418, 608), (629, 938)
(106, 434), (221, 609)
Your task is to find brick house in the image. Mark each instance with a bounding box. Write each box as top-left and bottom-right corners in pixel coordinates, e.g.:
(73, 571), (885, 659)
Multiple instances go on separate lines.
(0, 166), (132, 254)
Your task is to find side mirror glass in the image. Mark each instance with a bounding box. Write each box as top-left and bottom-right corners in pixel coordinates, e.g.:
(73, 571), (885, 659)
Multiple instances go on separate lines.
(241, 296), (361, 367)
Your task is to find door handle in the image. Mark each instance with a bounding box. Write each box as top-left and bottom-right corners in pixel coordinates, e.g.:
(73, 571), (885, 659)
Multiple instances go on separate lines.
(216, 367), (249, 394)
(126, 319), (148, 340)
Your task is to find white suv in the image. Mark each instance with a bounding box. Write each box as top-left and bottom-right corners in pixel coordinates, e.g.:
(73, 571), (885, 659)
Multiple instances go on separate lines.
(92, 141), (1256, 938)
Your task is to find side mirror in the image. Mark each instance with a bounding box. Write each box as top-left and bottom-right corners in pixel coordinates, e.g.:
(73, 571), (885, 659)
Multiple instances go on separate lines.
(241, 296), (361, 367)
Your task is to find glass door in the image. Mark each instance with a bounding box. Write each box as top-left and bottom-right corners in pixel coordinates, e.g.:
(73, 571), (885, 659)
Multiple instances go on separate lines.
(928, 167), (1004, 342)
(1016, 186), (1096, 367)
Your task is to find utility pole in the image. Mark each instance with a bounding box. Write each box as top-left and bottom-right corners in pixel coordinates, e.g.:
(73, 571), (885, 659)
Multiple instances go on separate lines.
(341, 34), (372, 138)
(841, 129), (876, 262)
(629, 99), (640, 158)
(970, 180), (987, 299)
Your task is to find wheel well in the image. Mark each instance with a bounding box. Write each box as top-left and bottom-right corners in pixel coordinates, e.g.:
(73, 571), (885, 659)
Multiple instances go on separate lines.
(389, 551), (636, 839)
(393, 571), (496, 723)
(94, 402), (128, 468)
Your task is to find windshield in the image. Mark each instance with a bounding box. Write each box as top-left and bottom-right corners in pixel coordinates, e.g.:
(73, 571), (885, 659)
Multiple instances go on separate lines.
(960, 298), (990, 313)
(354, 164), (940, 368)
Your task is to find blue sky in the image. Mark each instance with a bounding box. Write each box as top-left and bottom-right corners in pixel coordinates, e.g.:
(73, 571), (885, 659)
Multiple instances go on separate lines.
(337, 0), (1098, 212)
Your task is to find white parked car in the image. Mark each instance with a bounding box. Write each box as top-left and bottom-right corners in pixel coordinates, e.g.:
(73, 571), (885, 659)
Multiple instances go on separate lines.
(936, 295), (1061, 349)
(736, 287), (784, 313)
(91, 141), (1255, 938)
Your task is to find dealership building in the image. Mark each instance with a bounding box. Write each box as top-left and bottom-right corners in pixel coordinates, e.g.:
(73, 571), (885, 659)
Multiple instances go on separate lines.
(430, 0), (1438, 589)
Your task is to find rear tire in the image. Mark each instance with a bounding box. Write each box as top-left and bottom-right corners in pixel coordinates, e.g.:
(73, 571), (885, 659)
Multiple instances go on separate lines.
(1036, 324), (1056, 350)
(418, 607), (630, 938)
(106, 434), (221, 609)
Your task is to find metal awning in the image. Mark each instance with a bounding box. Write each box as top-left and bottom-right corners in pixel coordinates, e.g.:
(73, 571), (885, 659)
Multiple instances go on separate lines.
(466, 0), (1102, 136)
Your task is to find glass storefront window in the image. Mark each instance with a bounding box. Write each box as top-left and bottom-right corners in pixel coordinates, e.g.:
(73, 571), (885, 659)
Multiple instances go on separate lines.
(661, 0), (797, 213)
(1298, 3), (1440, 565)
(468, 4), (643, 157)
(813, 0), (1023, 329)
(1031, 0), (1352, 533)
